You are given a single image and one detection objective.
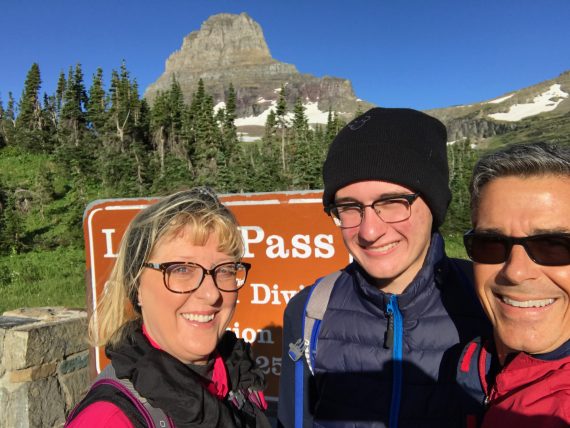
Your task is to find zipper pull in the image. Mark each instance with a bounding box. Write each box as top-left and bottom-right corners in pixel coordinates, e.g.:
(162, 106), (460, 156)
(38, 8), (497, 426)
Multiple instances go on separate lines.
(384, 306), (394, 349)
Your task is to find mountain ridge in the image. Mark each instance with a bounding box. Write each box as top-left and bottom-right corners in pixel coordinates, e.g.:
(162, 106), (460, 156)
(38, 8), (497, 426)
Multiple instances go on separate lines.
(427, 70), (570, 143)
(144, 12), (372, 131)
(145, 12), (569, 145)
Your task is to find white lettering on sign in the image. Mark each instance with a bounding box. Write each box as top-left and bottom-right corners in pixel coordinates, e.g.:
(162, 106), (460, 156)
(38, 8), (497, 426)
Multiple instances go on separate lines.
(229, 322), (275, 344)
(240, 226), (335, 260)
(291, 234), (312, 258)
(102, 229), (118, 258)
(256, 355), (282, 376)
(266, 235), (290, 258)
(101, 225), (334, 260)
(314, 234), (335, 258)
(240, 226), (265, 258)
(250, 283), (304, 305)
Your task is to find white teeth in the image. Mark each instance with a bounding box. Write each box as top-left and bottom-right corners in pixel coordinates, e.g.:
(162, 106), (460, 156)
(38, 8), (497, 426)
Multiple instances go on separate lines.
(181, 313), (214, 323)
(371, 242), (398, 252)
(501, 296), (555, 308)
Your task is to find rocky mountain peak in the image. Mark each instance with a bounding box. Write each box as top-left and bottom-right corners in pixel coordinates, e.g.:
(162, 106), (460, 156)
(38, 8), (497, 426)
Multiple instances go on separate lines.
(144, 13), (371, 135)
(168, 13), (277, 72)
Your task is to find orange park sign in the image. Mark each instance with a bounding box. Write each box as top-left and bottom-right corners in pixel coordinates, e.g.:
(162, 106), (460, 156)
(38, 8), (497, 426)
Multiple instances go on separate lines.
(84, 190), (350, 399)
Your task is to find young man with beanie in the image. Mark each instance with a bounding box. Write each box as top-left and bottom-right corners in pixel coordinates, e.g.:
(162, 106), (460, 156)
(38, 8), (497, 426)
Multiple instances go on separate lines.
(277, 107), (489, 427)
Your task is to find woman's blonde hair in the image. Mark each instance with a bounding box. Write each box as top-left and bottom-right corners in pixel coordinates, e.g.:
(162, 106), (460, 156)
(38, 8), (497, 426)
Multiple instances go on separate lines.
(89, 187), (243, 347)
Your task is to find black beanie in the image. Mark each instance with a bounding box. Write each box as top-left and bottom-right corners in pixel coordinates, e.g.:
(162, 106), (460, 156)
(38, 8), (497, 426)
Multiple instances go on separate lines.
(322, 107), (451, 229)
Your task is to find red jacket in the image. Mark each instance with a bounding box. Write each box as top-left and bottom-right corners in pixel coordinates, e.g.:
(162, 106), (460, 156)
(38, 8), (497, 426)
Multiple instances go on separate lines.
(458, 338), (570, 428)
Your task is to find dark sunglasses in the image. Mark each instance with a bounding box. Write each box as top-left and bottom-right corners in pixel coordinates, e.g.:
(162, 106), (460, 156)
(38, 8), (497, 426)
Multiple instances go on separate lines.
(463, 230), (570, 266)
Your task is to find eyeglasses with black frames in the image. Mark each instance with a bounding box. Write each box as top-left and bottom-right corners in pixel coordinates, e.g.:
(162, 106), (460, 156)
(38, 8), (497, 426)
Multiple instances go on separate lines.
(463, 230), (570, 266)
(325, 193), (420, 228)
(143, 261), (251, 293)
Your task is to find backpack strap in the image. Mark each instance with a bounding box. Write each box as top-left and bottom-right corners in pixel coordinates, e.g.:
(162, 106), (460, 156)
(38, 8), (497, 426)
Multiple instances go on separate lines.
(290, 270), (342, 428)
(93, 363), (172, 428)
(456, 337), (491, 428)
(303, 270), (342, 374)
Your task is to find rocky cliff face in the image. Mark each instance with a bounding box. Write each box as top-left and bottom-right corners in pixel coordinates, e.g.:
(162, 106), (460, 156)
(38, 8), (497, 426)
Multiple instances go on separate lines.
(144, 13), (371, 121)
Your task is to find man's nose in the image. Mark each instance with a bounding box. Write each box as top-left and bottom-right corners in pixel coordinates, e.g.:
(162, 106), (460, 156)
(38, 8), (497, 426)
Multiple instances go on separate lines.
(500, 244), (540, 284)
(358, 206), (388, 242)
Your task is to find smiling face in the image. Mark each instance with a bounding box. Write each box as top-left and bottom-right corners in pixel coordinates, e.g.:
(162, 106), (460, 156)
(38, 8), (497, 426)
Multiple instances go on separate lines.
(137, 226), (238, 364)
(336, 180), (433, 294)
(473, 175), (570, 361)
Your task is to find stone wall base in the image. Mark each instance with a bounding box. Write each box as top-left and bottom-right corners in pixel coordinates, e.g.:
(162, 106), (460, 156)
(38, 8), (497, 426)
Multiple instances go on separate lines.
(0, 308), (90, 428)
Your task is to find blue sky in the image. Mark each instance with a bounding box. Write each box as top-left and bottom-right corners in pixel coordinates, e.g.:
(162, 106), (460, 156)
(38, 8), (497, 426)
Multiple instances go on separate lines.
(1, 0), (569, 110)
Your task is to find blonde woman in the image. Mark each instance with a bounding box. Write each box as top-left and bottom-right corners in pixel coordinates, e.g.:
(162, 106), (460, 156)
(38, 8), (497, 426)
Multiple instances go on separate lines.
(66, 188), (270, 428)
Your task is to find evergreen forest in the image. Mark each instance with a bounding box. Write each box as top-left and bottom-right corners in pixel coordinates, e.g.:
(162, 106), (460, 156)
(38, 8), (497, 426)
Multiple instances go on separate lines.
(0, 62), (478, 312)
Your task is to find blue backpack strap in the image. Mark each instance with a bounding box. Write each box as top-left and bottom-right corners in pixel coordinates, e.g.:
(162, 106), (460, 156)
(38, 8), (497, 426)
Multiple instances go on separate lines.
(291, 270), (342, 428)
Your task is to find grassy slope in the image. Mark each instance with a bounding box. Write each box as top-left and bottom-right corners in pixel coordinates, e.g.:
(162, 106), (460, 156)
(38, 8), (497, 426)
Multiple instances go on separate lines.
(0, 246), (86, 313)
(0, 148), (88, 313)
(486, 112), (570, 149)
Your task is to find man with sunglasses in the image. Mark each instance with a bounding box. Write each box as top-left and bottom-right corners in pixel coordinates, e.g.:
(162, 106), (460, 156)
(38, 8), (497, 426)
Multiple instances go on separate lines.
(278, 107), (489, 427)
(459, 142), (570, 427)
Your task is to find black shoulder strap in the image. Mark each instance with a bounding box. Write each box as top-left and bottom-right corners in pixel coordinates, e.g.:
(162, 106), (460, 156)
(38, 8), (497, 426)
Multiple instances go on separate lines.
(96, 364), (172, 427)
(66, 383), (149, 428)
(66, 364), (173, 428)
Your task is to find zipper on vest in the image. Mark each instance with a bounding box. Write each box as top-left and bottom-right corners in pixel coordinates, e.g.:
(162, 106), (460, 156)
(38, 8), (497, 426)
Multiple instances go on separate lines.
(386, 295), (403, 428)
(384, 311), (394, 349)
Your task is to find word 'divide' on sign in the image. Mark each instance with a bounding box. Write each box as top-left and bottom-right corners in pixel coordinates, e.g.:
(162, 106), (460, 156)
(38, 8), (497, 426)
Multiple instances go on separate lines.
(250, 283), (304, 305)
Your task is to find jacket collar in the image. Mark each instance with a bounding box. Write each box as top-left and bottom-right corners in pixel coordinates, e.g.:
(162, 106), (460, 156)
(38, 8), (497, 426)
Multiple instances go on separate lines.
(352, 232), (446, 312)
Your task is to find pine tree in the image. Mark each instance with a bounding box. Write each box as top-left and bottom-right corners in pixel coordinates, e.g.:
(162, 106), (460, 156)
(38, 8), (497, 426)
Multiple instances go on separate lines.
(15, 63), (47, 151)
(0, 93), (16, 147)
(98, 61), (153, 196)
(442, 140), (479, 236)
(325, 109), (342, 144)
(0, 190), (25, 254)
(107, 61), (140, 151)
(55, 71), (66, 119)
(292, 98), (309, 139)
(150, 90), (170, 177)
(60, 64), (88, 145)
(149, 77), (187, 178)
(166, 77), (185, 154)
(17, 63), (42, 131)
(193, 93), (222, 186)
(40, 93), (58, 151)
(220, 83), (238, 158)
(264, 109), (277, 140)
(290, 98), (316, 188)
(275, 85), (289, 172)
(0, 99), (5, 148)
(87, 68), (107, 135)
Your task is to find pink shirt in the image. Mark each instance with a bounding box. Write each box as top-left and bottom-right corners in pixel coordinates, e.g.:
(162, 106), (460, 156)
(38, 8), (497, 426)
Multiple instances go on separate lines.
(66, 401), (134, 428)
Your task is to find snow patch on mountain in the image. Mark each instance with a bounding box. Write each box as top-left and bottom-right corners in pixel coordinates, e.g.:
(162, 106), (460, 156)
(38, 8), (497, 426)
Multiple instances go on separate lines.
(486, 94), (514, 104)
(235, 100), (334, 127)
(488, 84), (568, 121)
